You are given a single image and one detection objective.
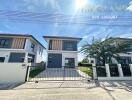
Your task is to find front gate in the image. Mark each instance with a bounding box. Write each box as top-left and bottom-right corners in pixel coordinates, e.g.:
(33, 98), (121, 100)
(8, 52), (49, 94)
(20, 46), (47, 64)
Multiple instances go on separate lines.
(25, 66), (96, 88)
(28, 67), (92, 82)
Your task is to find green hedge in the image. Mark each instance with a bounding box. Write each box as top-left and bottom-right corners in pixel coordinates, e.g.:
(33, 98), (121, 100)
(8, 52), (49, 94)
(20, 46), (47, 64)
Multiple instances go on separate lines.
(78, 66), (93, 77)
(29, 67), (45, 78)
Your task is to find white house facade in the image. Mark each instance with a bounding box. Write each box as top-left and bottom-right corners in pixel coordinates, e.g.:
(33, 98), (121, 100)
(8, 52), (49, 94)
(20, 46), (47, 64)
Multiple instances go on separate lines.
(0, 34), (45, 65)
(43, 36), (82, 68)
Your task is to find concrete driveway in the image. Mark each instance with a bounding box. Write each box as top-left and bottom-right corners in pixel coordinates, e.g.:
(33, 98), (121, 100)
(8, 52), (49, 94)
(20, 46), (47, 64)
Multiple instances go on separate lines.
(31, 68), (90, 81)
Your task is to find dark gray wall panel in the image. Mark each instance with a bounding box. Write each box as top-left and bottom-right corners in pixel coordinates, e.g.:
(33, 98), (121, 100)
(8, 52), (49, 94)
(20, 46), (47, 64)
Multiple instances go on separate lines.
(48, 53), (62, 68)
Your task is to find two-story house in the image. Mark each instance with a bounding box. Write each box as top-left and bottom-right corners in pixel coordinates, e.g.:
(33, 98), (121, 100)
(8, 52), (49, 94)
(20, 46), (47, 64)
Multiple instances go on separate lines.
(0, 34), (45, 65)
(43, 36), (82, 68)
(111, 38), (132, 64)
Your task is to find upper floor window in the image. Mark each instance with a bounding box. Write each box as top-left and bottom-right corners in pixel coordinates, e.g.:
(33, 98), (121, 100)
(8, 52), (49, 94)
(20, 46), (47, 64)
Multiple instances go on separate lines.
(31, 43), (35, 52)
(39, 47), (43, 56)
(63, 40), (77, 51)
(0, 38), (12, 48)
(49, 40), (52, 50)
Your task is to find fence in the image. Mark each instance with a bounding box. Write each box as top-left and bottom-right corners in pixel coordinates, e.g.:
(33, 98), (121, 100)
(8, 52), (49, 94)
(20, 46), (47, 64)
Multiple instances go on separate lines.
(93, 64), (132, 80)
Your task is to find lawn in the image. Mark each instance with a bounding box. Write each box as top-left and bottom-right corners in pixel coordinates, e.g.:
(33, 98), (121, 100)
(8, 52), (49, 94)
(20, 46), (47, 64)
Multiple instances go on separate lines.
(29, 67), (45, 79)
(78, 66), (93, 77)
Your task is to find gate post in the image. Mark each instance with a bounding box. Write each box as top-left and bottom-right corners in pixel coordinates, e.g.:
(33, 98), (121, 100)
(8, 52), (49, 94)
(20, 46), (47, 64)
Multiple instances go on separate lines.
(117, 64), (123, 77)
(105, 64), (111, 77)
(92, 64), (97, 80)
(25, 66), (31, 82)
(129, 64), (132, 75)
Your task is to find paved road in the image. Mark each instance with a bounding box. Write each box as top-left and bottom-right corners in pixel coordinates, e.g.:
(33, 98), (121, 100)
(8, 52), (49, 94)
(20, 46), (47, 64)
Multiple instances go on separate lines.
(0, 81), (132, 100)
(0, 87), (132, 100)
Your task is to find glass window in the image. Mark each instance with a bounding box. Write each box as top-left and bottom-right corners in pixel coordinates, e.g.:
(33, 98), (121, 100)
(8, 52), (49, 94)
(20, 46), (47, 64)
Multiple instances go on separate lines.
(65, 58), (75, 68)
(31, 43), (35, 52)
(9, 53), (25, 62)
(28, 54), (35, 63)
(0, 38), (12, 48)
(39, 47), (43, 56)
(0, 57), (5, 62)
(63, 41), (77, 51)
(49, 40), (52, 50)
(39, 47), (41, 55)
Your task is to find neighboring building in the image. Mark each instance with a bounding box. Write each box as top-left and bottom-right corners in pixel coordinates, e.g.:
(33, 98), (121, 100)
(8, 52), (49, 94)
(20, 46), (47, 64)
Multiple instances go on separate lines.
(43, 36), (82, 68)
(0, 33), (45, 65)
(88, 37), (132, 65)
(87, 57), (96, 64)
(110, 38), (132, 64)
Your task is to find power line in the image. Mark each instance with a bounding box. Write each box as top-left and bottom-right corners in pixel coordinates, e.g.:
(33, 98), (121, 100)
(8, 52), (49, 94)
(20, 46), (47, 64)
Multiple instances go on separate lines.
(0, 10), (132, 20)
(1, 17), (132, 27)
(0, 10), (132, 26)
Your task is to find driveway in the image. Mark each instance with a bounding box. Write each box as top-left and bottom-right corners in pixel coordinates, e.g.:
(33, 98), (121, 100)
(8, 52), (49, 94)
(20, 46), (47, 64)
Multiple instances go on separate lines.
(30, 68), (90, 81)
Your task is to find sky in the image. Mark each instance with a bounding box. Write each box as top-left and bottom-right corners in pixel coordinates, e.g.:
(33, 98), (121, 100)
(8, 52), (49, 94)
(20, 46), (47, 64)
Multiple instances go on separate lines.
(0, 0), (132, 61)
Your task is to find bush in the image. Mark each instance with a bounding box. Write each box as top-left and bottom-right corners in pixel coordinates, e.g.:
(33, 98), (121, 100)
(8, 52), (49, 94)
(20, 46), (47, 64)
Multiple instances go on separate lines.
(29, 66), (45, 78)
(78, 62), (92, 67)
(78, 66), (93, 77)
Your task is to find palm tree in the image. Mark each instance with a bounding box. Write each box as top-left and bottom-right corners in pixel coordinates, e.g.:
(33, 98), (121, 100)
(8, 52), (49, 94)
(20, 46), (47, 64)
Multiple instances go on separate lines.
(81, 37), (132, 65)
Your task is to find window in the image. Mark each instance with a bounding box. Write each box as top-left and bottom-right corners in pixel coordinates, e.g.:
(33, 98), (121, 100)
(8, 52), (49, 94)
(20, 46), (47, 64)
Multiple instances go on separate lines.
(39, 47), (43, 56)
(49, 40), (52, 50)
(39, 47), (41, 55)
(28, 54), (35, 63)
(65, 58), (75, 68)
(63, 41), (77, 51)
(9, 53), (25, 63)
(0, 38), (12, 48)
(0, 57), (5, 62)
(91, 60), (94, 63)
(31, 43), (35, 52)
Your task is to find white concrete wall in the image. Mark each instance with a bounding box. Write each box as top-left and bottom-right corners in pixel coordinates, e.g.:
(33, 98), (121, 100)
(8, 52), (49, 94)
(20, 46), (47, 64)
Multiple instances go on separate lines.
(35, 45), (45, 63)
(62, 52), (78, 67)
(0, 63), (28, 83)
(25, 38), (45, 64)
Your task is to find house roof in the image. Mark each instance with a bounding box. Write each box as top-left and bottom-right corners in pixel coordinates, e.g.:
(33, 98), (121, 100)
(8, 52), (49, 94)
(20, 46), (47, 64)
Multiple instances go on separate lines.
(109, 37), (132, 41)
(0, 33), (45, 49)
(43, 35), (82, 41)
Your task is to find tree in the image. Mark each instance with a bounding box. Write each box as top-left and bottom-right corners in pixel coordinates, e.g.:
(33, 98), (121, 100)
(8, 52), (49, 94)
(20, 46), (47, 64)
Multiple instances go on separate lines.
(80, 37), (132, 65)
(81, 58), (89, 63)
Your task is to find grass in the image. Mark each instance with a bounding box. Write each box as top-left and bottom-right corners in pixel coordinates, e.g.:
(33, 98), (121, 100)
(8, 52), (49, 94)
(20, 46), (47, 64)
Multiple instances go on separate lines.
(29, 67), (45, 79)
(78, 66), (93, 77)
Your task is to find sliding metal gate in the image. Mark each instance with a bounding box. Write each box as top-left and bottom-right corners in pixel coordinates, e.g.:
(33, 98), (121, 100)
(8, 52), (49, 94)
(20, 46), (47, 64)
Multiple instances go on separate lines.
(28, 67), (91, 82)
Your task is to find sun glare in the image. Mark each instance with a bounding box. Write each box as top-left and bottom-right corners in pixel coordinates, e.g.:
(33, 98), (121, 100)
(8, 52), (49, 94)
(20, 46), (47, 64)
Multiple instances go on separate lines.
(75, 0), (87, 10)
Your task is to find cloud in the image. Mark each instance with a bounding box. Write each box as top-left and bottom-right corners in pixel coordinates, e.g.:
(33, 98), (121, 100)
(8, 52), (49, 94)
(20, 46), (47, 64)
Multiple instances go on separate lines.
(119, 33), (132, 38)
(127, 1), (132, 11)
(44, 0), (60, 10)
(23, 0), (60, 11)
(82, 35), (89, 39)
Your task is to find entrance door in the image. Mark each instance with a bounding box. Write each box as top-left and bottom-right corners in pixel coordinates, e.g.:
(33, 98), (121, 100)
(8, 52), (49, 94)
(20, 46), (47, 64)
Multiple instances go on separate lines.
(48, 53), (62, 68)
(65, 58), (75, 68)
